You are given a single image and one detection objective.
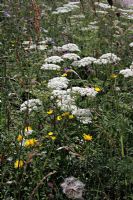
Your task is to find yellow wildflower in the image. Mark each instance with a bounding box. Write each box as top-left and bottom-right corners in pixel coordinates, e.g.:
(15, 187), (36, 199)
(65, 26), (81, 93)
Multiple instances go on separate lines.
(56, 116), (62, 121)
(111, 74), (118, 78)
(94, 87), (102, 92)
(62, 112), (70, 117)
(62, 73), (67, 77)
(83, 134), (92, 141)
(47, 109), (53, 115)
(17, 134), (23, 142)
(48, 132), (54, 136)
(24, 138), (38, 147)
(51, 136), (57, 140)
(47, 132), (57, 140)
(68, 114), (74, 119)
(14, 160), (24, 169)
(24, 126), (33, 135)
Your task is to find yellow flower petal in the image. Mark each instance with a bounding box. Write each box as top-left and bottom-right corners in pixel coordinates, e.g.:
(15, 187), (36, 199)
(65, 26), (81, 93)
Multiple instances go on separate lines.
(62, 73), (67, 77)
(83, 134), (92, 141)
(47, 109), (54, 115)
(62, 112), (70, 117)
(51, 136), (57, 140)
(24, 138), (38, 147)
(14, 160), (24, 169)
(24, 126), (32, 132)
(68, 114), (74, 119)
(56, 116), (62, 121)
(111, 74), (118, 78)
(94, 87), (102, 92)
(17, 134), (23, 142)
(48, 132), (54, 136)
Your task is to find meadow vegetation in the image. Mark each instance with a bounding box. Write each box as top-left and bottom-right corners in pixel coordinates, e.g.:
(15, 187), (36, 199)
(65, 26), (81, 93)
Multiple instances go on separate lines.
(1, 0), (133, 199)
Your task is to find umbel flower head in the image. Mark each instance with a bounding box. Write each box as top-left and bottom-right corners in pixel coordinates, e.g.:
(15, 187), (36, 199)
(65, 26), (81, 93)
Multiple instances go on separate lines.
(61, 176), (85, 199)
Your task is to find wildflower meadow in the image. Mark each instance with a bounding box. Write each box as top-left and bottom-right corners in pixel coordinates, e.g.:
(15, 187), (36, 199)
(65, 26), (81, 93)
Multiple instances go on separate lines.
(1, 0), (133, 199)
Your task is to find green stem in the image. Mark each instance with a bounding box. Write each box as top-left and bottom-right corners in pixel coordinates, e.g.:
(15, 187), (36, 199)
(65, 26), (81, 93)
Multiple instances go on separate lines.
(120, 135), (124, 158)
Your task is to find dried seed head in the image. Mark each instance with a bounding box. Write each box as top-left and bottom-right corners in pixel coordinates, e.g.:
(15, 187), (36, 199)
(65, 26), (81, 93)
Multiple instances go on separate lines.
(61, 176), (85, 199)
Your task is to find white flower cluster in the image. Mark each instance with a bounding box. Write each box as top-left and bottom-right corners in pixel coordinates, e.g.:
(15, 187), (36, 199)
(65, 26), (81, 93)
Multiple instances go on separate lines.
(50, 85), (97, 123)
(94, 53), (121, 65)
(45, 56), (64, 64)
(61, 176), (85, 200)
(95, 2), (112, 9)
(119, 68), (133, 77)
(130, 62), (133, 69)
(67, 87), (97, 97)
(129, 42), (133, 47)
(51, 89), (77, 112)
(41, 64), (61, 70)
(48, 77), (69, 90)
(96, 10), (108, 14)
(20, 99), (42, 113)
(70, 14), (85, 19)
(62, 53), (80, 61)
(22, 41), (47, 51)
(52, 2), (79, 14)
(119, 61), (133, 77)
(62, 43), (80, 52)
(52, 46), (64, 53)
(121, 12), (133, 20)
(81, 21), (98, 32)
(116, 0), (133, 7)
(81, 25), (98, 31)
(72, 108), (92, 124)
(72, 56), (97, 67)
(52, 43), (80, 53)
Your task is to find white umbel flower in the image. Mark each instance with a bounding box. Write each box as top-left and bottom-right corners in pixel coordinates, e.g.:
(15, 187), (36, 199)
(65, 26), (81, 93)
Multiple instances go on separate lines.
(62, 43), (80, 52)
(52, 7), (71, 14)
(130, 62), (133, 69)
(45, 56), (63, 64)
(51, 89), (69, 100)
(41, 64), (61, 70)
(67, 87), (97, 97)
(62, 53), (80, 61)
(52, 2), (79, 14)
(48, 77), (69, 90)
(95, 2), (112, 9)
(129, 42), (133, 47)
(37, 45), (47, 50)
(20, 99), (42, 113)
(119, 68), (133, 77)
(72, 56), (97, 67)
(72, 108), (92, 124)
(51, 89), (76, 112)
(94, 53), (121, 65)
(63, 3), (79, 10)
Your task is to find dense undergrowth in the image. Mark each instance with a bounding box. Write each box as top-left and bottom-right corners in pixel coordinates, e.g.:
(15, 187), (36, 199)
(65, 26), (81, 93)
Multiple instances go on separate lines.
(0, 0), (133, 199)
